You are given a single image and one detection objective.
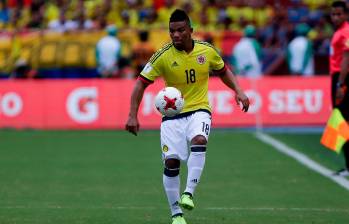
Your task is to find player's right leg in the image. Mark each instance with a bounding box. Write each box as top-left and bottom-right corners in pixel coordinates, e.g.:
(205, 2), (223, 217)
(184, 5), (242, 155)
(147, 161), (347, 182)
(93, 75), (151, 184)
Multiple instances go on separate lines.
(163, 158), (183, 217)
(161, 118), (189, 223)
(165, 160), (188, 224)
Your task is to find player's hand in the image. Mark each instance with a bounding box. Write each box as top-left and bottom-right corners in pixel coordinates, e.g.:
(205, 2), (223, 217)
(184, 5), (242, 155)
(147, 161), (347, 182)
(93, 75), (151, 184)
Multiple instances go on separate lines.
(235, 91), (250, 112)
(125, 116), (140, 136)
(335, 85), (347, 106)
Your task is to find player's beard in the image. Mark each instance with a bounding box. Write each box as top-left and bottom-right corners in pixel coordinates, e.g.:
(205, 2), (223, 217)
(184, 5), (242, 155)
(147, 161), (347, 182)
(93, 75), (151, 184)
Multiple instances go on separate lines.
(173, 40), (184, 51)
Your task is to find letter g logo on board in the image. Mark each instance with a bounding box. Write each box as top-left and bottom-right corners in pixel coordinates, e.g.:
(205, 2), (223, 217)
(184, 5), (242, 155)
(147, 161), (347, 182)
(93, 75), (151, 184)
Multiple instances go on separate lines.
(66, 87), (99, 124)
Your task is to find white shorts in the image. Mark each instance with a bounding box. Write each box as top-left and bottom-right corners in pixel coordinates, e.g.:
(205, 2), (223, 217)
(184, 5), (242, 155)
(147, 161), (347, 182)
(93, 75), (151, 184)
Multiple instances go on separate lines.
(160, 111), (212, 161)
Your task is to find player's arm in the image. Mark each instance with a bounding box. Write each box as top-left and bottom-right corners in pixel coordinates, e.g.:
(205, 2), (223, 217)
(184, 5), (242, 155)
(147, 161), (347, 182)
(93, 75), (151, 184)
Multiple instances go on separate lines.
(209, 45), (249, 112)
(336, 50), (349, 104)
(214, 66), (250, 112)
(125, 78), (150, 136)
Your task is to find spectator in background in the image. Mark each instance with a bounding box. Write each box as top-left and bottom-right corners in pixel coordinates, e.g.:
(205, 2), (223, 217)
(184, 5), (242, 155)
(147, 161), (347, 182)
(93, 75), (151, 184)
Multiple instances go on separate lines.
(216, 1), (232, 30)
(26, 4), (44, 29)
(5, 6), (21, 31)
(11, 59), (36, 78)
(44, 0), (61, 25)
(69, 0), (95, 31)
(286, 23), (314, 76)
(95, 25), (121, 78)
(123, 0), (141, 29)
(303, 0), (329, 11)
(138, 7), (162, 30)
(71, 12), (94, 31)
(157, 0), (177, 28)
(132, 30), (155, 76)
(0, 1), (9, 28)
(309, 16), (333, 56)
(231, 25), (262, 77)
(119, 10), (131, 30)
(253, 0), (274, 28)
(287, 0), (309, 24)
(195, 8), (215, 32)
(48, 10), (76, 33)
(260, 3), (290, 49)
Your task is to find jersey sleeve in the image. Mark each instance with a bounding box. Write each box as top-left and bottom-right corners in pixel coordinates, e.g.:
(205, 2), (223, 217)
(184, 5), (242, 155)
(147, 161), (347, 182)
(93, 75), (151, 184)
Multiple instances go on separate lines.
(209, 47), (225, 71)
(139, 51), (163, 83)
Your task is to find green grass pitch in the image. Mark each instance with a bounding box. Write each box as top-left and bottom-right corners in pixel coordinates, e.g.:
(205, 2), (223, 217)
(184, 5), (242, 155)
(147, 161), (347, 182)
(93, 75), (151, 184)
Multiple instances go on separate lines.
(0, 130), (348, 224)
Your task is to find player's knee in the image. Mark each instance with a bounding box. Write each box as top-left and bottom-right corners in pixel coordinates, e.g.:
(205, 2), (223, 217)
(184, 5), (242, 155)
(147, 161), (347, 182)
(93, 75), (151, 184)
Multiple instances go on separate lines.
(164, 158), (180, 177)
(165, 158), (180, 169)
(191, 135), (207, 146)
(191, 135), (207, 152)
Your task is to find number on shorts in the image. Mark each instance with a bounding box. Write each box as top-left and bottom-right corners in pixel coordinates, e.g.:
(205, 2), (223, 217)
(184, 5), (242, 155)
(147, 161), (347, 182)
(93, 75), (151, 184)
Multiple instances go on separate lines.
(201, 122), (210, 135)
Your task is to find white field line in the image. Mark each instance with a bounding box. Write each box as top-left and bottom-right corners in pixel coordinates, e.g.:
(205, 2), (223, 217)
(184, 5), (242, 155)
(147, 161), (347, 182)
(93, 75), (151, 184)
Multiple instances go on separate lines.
(255, 132), (349, 191)
(0, 206), (348, 213)
(206, 207), (349, 213)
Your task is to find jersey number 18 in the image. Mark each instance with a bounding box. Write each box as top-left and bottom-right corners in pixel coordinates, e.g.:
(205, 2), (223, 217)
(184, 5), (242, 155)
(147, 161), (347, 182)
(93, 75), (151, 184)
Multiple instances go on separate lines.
(185, 69), (196, 84)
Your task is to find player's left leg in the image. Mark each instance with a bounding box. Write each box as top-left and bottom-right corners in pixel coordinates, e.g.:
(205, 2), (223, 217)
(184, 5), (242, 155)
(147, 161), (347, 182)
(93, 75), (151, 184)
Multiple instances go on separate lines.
(180, 135), (207, 210)
(180, 111), (211, 210)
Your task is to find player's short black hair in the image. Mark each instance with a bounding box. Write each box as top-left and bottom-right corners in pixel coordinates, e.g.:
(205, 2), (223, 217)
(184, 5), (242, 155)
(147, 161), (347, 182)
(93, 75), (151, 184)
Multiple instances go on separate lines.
(332, 1), (348, 13)
(169, 9), (191, 27)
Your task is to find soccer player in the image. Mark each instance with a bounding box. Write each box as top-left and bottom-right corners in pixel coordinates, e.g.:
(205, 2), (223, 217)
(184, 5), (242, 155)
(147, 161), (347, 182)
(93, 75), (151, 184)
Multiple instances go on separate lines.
(125, 9), (250, 224)
(330, 1), (349, 176)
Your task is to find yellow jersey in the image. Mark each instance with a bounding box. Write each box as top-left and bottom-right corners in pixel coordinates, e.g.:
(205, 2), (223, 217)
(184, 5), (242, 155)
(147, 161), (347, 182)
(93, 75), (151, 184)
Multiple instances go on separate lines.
(140, 40), (225, 114)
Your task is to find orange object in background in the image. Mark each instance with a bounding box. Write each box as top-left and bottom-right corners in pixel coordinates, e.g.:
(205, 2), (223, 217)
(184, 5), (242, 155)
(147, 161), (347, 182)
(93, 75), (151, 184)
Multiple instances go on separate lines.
(321, 109), (349, 153)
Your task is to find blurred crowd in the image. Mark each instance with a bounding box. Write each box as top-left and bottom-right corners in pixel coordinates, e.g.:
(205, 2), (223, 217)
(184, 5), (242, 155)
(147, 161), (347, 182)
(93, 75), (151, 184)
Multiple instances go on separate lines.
(0, 0), (342, 78)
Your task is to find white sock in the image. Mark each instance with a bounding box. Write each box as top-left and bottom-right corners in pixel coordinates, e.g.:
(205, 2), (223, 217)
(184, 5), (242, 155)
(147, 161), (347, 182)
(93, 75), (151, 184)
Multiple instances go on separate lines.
(185, 145), (206, 195)
(163, 173), (182, 216)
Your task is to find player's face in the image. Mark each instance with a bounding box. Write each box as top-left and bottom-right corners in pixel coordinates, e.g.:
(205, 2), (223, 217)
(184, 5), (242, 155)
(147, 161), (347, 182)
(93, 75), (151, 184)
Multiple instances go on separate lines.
(331, 7), (347, 28)
(169, 21), (192, 50)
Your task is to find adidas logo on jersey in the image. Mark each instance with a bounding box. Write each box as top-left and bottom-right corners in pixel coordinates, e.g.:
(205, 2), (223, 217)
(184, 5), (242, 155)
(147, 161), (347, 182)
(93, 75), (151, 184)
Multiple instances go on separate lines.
(191, 179), (198, 183)
(171, 61), (179, 67)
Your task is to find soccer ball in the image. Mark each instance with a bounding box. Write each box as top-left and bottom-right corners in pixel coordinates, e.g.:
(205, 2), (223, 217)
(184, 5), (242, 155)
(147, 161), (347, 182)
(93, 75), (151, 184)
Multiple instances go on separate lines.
(155, 87), (184, 117)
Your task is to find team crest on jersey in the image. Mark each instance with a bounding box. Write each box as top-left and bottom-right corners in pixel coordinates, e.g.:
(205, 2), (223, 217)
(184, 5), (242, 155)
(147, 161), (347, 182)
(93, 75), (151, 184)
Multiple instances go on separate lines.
(196, 55), (206, 65)
(162, 145), (169, 152)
